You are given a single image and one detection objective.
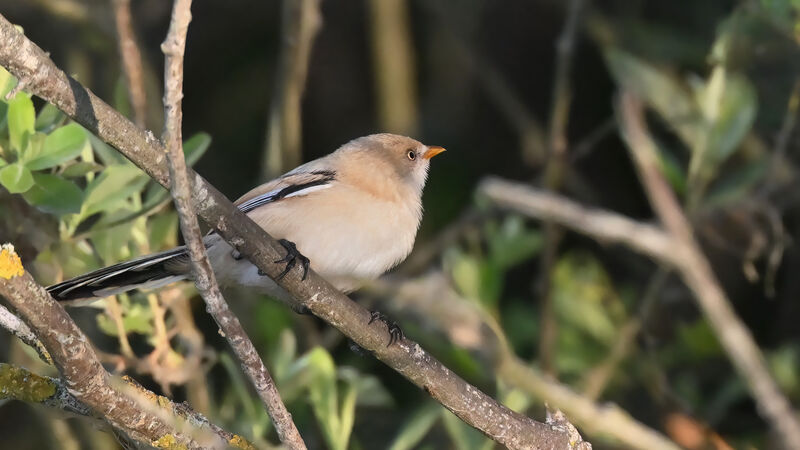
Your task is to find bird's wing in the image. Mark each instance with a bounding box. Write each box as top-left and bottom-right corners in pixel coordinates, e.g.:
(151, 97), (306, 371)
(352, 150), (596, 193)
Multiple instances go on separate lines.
(235, 169), (337, 214)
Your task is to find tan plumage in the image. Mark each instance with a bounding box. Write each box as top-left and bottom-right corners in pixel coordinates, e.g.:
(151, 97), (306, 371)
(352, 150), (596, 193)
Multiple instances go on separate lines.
(47, 134), (444, 306)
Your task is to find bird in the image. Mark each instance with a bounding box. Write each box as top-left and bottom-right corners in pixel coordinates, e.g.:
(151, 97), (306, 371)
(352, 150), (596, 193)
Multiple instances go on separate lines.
(46, 134), (445, 342)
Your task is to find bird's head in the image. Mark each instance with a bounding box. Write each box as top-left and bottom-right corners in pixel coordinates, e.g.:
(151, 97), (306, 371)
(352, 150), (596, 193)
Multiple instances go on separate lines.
(339, 133), (445, 198)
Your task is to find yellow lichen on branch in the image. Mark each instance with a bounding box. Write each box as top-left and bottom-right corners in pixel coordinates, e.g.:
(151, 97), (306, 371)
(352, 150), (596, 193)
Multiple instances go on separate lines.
(229, 435), (257, 450)
(0, 363), (57, 402)
(152, 434), (187, 450)
(0, 244), (24, 279)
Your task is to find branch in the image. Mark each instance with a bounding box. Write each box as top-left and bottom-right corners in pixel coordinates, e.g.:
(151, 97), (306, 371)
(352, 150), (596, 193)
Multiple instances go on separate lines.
(0, 302), (52, 364)
(538, 0), (586, 376)
(111, 0), (147, 128)
(371, 273), (678, 450)
(160, 2), (305, 448)
(261, 0), (321, 179)
(617, 91), (800, 450)
(0, 362), (92, 417)
(0, 362), (254, 449)
(478, 177), (678, 265)
(0, 14), (578, 449)
(367, 0), (417, 134)
(0, 244), (252, 448)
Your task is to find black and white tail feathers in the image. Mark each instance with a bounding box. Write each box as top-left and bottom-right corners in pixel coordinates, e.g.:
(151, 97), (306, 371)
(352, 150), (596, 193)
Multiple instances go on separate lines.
(47, 247), (190, 302)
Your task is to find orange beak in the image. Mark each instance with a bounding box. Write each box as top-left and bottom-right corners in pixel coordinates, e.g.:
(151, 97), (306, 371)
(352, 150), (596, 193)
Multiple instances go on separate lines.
(423, 146), (446, 160)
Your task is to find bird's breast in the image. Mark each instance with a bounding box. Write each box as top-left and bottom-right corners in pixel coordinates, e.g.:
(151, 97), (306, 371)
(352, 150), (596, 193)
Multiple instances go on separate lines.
(245, 184), (420, 286)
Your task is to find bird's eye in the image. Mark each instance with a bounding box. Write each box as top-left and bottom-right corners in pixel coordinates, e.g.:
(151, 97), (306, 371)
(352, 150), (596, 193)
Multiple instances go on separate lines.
(407, 150), (416, 161)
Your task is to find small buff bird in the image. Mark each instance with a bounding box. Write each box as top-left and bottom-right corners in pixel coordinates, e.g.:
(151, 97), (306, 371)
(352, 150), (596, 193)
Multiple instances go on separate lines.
(47, 134), (445, 338)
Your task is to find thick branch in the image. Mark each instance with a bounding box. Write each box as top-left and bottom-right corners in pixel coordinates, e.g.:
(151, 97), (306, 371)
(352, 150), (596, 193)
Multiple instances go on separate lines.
(0, 244), (234, 448)
(160, 2), (305, 448)
(261, 0), (321, 179)
(0, 14), (576, 449)
(617, 92), (800, 450)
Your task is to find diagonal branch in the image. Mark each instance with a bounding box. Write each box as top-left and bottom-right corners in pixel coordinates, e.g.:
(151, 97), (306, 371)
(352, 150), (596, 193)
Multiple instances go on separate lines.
(0, 244), (249, 448)
(617, 91), (800, 450)
(160, 1), (305, 448)
(0, 13), (579, 449)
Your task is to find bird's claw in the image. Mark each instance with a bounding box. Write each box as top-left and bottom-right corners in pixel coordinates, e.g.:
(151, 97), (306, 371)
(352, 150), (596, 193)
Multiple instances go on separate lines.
(369, 311), (404, 346)
(266, 239), (310, 281)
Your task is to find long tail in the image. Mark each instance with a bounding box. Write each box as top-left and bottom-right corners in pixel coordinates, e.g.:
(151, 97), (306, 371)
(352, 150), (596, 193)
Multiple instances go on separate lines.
(47, 247), (190, 302)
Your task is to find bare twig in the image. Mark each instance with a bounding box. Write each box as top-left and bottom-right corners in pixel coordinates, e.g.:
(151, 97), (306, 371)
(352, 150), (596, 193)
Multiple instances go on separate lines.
(479, 177), (678, 265)
(617, 91), (800, 450)
(0, 302), (52, 364)
(537, 0), (586, 375)
(367, 0), (417, 134)
(0, 16), (581, 449)
(261, 0), (322, 179)
(111, 0), (147, 128)
(0, 244), (247, 448)
(160, 2), (305, 448)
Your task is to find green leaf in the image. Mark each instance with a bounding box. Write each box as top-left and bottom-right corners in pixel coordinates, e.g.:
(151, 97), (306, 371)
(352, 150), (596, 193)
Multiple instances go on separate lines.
(183, 132), (211, 167)
(81, 164), (148, 218)
(388, 404), (441, 450)
(0, 156), (6, 168)
(35, 102), (65, 132)
(0, 162), (34, 193)
(7, 93), (35, 155)
(447, 249), (502, 308)
(604, 48), (700, 148)
(552, 252), (627, 346)
(26, 123), (87, 170)
(0, 66), (16, 99)
(487, 215), (543, 269)
(96, 302), (154, 336)
(22, 173), (82, 215)
(61, 161), (104, 178)
(689, 67), (757, 186)
(654, 140), (687, 195)
(91, 222), (134, 263)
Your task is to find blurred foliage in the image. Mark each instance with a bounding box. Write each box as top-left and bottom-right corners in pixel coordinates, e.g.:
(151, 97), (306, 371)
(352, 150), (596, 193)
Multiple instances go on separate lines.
(2, 0), (800, 449)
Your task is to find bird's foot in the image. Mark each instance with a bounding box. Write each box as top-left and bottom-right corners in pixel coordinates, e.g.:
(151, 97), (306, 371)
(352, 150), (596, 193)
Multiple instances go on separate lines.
(231, 249), (243, 260)
(368, 311), (404, 346)
(260, 239), (310, 280)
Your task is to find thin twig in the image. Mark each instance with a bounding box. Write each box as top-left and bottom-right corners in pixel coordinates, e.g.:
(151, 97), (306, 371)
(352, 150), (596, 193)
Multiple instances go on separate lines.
(111, 0), (147, 128)
(537, 0), (586, 375)
(160, 2), (306, 448)
(0, 302), (52, 364)
(0, 17), (579, 449)
(617, 91), (800, 450)
(261, 0), (321, 180)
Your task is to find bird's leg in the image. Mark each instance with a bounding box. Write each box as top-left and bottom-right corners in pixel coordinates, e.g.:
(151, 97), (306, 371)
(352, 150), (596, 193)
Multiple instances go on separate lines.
(258, 239), (310, 280)
(368, 311), (405, 346)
